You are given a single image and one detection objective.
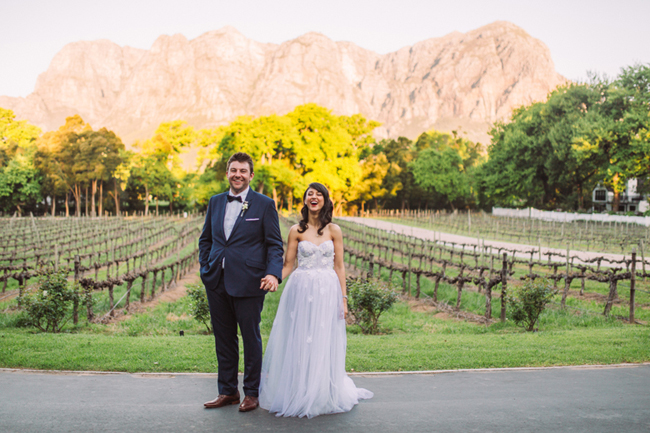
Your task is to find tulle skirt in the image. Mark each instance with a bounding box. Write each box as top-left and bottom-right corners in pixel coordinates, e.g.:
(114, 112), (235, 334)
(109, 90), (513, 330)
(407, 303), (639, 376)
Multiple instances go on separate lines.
(259, 267), (373, 418)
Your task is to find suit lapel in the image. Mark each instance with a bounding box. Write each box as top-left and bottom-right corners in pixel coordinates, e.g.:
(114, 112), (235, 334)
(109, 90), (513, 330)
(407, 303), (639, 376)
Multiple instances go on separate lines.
(228, 189), (253, 241)
(214, 193), (228, 242)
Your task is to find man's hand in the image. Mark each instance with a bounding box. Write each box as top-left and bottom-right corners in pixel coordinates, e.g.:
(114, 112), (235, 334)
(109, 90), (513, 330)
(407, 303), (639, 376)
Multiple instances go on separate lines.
(260, 275), (279, 292)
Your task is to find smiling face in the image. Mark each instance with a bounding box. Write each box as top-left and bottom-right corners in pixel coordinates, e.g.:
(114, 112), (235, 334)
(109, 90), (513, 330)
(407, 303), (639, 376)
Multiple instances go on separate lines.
(226, 160), (254, 195)
(305, 188), (324, 213)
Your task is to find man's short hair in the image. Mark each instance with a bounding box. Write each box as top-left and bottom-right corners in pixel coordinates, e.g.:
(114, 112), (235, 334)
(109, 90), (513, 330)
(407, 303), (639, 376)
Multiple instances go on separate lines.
(227, 152), (254, 174)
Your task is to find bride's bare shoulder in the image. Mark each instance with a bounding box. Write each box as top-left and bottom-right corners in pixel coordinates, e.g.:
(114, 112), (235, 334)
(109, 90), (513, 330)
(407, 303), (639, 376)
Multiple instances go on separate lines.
(328, 223), (342, 238)
(288, 224), (301, 240)
(328, 223), (341, 233)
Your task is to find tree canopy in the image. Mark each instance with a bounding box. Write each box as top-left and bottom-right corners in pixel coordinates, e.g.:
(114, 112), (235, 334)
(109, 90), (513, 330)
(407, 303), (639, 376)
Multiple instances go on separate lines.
(2, 62), (649, 217)
(477, 64), (650, 211)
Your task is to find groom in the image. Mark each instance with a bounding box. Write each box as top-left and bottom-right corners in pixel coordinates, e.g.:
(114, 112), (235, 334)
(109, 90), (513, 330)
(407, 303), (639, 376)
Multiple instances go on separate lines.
(198, 152), (284, 412)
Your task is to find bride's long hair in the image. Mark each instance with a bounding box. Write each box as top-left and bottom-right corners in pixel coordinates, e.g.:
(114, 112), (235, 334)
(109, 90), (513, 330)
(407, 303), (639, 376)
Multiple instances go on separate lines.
(297, 182), (333, 236)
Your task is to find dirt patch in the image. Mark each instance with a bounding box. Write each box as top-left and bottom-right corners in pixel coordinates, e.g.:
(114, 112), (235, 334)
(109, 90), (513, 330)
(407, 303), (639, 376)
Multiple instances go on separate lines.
(433, 312), (457, 321)
(405, 296), (492, 325)
(165, 313), (190, 322)
(408, 300), (437, 313)
(575, 291), (609, 302)
(344, 263), (366, 278)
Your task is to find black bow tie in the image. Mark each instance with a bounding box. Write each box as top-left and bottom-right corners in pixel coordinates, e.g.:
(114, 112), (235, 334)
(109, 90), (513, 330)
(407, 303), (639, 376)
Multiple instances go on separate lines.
(227, 195), (242, 203)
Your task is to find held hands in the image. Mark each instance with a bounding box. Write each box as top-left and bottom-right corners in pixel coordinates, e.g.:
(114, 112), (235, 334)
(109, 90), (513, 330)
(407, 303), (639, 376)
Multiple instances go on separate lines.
(260, 275), (279, 292)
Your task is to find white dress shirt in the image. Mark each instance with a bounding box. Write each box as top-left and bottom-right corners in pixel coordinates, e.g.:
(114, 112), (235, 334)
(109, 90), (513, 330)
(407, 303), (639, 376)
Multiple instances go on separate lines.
(223, 187), (249, 268)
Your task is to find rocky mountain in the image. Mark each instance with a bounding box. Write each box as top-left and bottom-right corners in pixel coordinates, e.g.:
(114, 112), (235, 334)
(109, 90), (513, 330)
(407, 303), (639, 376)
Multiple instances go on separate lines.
(0, 21), (565, 145)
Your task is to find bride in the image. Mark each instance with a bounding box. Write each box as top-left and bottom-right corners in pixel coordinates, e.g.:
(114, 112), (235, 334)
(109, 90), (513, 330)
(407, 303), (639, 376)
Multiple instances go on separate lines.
(259, 182), (373, 418)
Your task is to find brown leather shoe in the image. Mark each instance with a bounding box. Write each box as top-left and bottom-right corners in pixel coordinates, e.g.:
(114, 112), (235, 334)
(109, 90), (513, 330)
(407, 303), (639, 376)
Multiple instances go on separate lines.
(204, 392), (240, 408)
(238, 395), (259, 412)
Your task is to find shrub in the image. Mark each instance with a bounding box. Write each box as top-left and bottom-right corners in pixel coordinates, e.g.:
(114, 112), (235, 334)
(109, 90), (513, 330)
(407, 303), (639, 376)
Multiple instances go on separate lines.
(507, 278), (557, 332)
(21, 271), (79, 333)
(186, 284), (212, 334)
(347, 277), (397, 334)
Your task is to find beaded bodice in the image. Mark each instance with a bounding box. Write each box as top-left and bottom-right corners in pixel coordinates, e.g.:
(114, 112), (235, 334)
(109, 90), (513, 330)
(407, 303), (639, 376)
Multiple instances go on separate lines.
(297, 240), (335, 270)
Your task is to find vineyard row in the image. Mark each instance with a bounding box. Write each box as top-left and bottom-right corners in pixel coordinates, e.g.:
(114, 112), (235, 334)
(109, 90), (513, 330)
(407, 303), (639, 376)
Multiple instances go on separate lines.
(336, 219), (649, 323)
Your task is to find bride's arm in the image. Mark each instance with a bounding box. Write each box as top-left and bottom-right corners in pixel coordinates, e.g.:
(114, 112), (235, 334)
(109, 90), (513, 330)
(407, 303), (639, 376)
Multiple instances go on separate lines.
(281, 225), (300, 281)
(330, 224), (348, 318)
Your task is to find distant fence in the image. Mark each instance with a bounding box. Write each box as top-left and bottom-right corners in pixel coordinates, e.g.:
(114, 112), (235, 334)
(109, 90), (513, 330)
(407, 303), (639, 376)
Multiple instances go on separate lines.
(493, 207), (650, 227)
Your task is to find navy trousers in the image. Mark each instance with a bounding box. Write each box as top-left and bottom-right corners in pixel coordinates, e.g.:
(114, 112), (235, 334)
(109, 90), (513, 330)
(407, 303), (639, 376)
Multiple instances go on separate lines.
(206, 271), (265, 397)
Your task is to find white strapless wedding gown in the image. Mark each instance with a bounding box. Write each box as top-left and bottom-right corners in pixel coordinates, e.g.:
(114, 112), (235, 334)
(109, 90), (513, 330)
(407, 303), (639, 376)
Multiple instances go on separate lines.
(259, 240), (373, 418)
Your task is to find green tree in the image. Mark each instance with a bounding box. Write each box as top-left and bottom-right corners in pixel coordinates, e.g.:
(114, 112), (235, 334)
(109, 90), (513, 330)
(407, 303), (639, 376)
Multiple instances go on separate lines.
(371, 137), (412, 210)
(38, 115), (92, 216)
(128, 153), (175, 216)
(0, 108), (41, 150)
(477, 65), (650, 212)
(0, 108), (42, 214)
(0, 149), (42, 215)
(287, 104), (363, 214)
(130, 121), (198, 214)
(575, 65), (650, 210)
(411, 130), (484, 209)
(411, 147), (469, 210)
(74, 128), (125, 216)
(107, 149), (133, 216)
(478, 83), (603, 210)
(202, 104), (380, 214)
(350, 153), (390, 213)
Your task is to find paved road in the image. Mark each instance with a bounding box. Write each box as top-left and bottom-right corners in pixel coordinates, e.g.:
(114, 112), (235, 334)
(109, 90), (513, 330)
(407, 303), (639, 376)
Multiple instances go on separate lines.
(343, 217), (629, 267)
(2, 365), (649, 433)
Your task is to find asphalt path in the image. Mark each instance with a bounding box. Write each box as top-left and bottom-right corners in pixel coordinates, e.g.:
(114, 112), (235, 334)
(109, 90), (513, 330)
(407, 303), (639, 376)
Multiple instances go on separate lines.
(342, 217), (629, 267)
(2, 364), (649, 433)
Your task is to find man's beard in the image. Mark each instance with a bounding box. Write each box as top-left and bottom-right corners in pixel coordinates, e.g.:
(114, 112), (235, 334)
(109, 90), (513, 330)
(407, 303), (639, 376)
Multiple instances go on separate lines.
(229, 178), (248, 194)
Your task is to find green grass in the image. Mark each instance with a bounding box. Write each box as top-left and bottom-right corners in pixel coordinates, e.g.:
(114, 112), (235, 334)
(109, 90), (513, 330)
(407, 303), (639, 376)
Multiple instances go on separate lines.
(1, 311), (647, 373)
(1, 217), (648, 373)
(1, 274), (649, 372)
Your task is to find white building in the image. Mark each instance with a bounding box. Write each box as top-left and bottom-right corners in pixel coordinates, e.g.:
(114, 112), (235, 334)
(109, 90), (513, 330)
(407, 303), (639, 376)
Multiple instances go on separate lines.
(592, 179), (649, 213)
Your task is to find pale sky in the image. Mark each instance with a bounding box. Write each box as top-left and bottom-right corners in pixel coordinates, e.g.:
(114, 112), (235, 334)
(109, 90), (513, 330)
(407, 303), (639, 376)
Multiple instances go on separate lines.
(1, 0), (649, 97)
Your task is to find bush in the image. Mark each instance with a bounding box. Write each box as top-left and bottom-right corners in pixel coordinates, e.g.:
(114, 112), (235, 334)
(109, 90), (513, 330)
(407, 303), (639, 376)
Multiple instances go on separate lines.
(347, 277), (397, 334)
(507, 278), (557, 332)
(21, 271), (79, 333)
(186, 284), (212, 334)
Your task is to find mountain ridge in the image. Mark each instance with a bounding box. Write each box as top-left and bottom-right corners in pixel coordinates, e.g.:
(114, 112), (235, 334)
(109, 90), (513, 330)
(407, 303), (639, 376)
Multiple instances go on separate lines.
(0, 21), (565, 145)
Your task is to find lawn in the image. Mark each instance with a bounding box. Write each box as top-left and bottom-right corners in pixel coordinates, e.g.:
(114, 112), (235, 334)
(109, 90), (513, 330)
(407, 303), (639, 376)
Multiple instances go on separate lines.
(1, 273), (648, 373)
(1, 217), (648, 373)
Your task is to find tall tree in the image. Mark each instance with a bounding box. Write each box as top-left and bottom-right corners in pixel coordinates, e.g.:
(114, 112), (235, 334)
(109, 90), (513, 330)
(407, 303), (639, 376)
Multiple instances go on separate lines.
(478, 83), (603, 210)
(286, 104), (366, 214)
(74, 128), (125, 216)
(36, 115), (92, 216)
(0, 149), (42, 215)
(411, 147), (468, 210)
(412, 130), (484, 209)
(350, 153), (390, 212)
(0, 108), (42, 214)
(203, 104), (380, 214)
(575, 65), (650, 210)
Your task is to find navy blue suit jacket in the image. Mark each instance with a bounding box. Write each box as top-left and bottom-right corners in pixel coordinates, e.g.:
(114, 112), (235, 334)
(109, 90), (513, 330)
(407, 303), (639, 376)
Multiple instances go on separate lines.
(198, 189), (284, 297)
